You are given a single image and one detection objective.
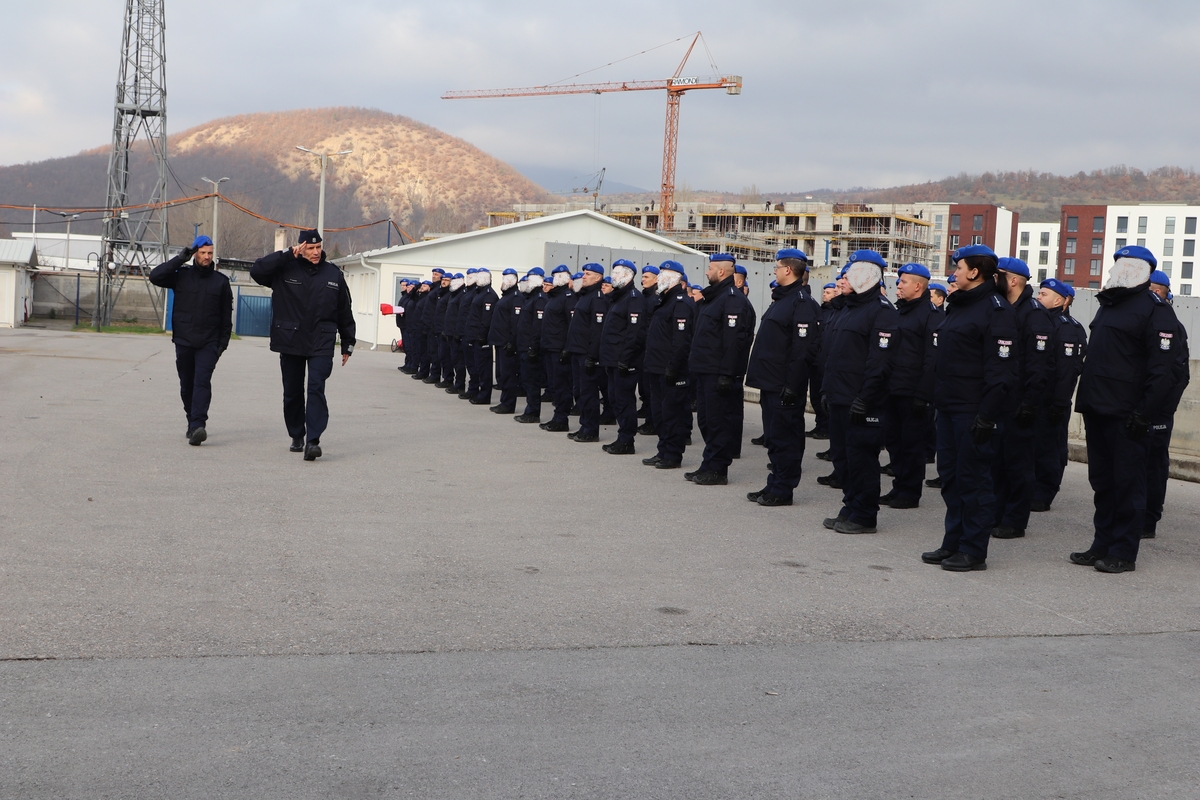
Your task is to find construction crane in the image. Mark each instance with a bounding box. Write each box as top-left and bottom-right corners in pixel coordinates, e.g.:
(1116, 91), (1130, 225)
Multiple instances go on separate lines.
(442, 33), (741, 232)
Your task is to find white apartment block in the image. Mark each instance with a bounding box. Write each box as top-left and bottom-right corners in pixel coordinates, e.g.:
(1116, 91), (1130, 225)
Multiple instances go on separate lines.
(1103, 204), (1199, 297)
(1015, 222), (1060, 284)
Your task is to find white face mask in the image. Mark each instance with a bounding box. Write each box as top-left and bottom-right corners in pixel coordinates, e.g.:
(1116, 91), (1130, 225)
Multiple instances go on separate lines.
(572, 278), (583, 291)
(847, 262), (883, 294)
(450, 278), (464, 291)
(1106, 257), (1152, 290)
(463, 273), (477, 287)
(525, 277), (543, 293)
(476, 271), (492, 287)
(501, 274), (517, 291)
(517, 279), (528, 293)
(611, 265), (634, 288)
(553, 271), (571, 287)
(657, 271), (681, 293)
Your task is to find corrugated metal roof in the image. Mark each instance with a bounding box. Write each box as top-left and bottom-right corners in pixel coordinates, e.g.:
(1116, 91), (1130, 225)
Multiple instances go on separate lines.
(0, 239), (38, 267)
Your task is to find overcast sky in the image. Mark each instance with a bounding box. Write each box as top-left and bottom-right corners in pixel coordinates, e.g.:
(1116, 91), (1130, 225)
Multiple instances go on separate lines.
(3, 0), (1199, 193)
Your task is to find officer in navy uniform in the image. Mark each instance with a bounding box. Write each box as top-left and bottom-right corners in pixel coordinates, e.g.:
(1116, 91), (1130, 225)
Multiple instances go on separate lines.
(636, 265), (660, 434)
(515, 269), (548, 423)
(1070, 246), (1181, 572)
(149, 235), (233, 446)
(539, 264), (577, 432)
(421, 270), (448, 383)
(879, 263), (937, 509)
(406, 280), (432, 379)
(463, 268), (497, 405)
(729, 263), (756, 459)
(1143, 271), (1190, 538)
(745, 249), (820, 506)
(921, 244), (1018, 571)
(641, 261), (694, 469)
(392, 279), (413, 372)
(438, 273), (464, 388)
(599, 259), (645, 454)
(686, 254), (755, 485)
(1029, 278), (1087, 512)
(819, 251), (898, 533)
(817, 266), (851, 478)
(250, 229), (355, 461)
(454, 270), (481, 397)
(486, 269), (522, 414)
(565, 263), (608, 443)
(807, 281), (838, 440)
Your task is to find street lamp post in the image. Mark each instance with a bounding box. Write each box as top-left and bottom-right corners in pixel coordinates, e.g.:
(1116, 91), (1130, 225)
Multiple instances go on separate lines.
(48, 211), (81, 271)
(296, 146), (353, 239)
(200, 177), (229, 260)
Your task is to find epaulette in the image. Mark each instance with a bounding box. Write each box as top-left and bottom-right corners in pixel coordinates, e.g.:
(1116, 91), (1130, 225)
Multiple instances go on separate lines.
(1030, 297), (1043, 309)
(1149, 292), (1165, 305)
(990, 295), (1003, 308)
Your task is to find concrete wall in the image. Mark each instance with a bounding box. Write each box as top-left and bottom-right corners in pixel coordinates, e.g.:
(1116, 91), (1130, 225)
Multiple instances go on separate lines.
(30, 270), (258, 326)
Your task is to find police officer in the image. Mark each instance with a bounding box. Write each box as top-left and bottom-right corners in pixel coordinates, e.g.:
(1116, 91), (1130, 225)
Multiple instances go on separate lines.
(879, 263), (937, 509)
(930, 283), (947, 309)
(599, 259), (645, 454)
(450, 270), (477, 396)
(421, 270), (449, 383)
(149, 235), (233, 446)
(250, 229), (355, 461)
(454, 269), (479, 399)
(487, 268), (523, 414)
(1029, 278), (1087, 512)
(406, 280), (432, 379)
(744, 249), (819, 506)
(819, 251), (897, 533)
(989, 257), (1053, 539)
(565, 263), (608, 443)
(641, 261), (694, 469)
(816, 266), (851, 478)
(637, 264), (660, 433)
(920, 244), (1018, 570)
(433, 272), (457, 388)
(1070, 246), (1181, 572)
(729, 264), (756, 459)
(393, 279), (413, 372)
(515, 269), (547, 423)
(686, 254), (755, 485)
(539, 264), (577, 432)
(807, 281), (838, 441)
(1143, 270), (1190, 539)
(464, 268), (497, 405)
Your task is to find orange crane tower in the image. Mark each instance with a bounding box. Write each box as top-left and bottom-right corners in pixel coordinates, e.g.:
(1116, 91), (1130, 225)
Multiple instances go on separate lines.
(442, 33), (741, 232)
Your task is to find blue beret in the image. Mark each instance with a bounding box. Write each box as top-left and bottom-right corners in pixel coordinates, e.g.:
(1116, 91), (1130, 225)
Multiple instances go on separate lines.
(1150, 270), (1171, 286)
(929, 282), (947, 293)
(612, 258), (636, 269)
(1040, 277), (1075, 298)
(420, 280), (432, 286)
(951, 243), (997, 262)
(502, 268), (518, 276)
(710, 253), (735, 263)
(572, 272), (583, 280)
(769, 280), (777, 288)
(551, 264), (571, 275)
(192, 235), (213, 249)
(775, 247), (808, 262)
(476, 267), (490, 273)
(678, 272), (689, 284)
(659, 260), (683, 273)
(466, 268), (478, 274)
(734, 264), (748, 275)
(897, 263), (931, 280)
(996, 257), (1031, 279)
(431, 268), (445, 275)
(526, 267), (544, 277)
(689, 283), (703, 291)
(848, 249), (887, 269)
(822, 282), (837, 289)
(582, 262), (605, 275)
(947, 273), (957, 283)
(642, 265), (660, 275)
(602, 276), (612, 284)
(1114, 245), (1158, 268)
(837, 265), (850, 279)
(453, 273), (464, 280)
(297, 229), (322, 244)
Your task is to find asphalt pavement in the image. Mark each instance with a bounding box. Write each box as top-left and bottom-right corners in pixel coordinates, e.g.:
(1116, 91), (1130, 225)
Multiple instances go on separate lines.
(2, 327), (1198, 798)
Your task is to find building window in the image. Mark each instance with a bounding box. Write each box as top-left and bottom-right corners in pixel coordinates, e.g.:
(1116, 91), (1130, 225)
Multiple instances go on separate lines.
(935, 214), (943, 230)
(1067, 216), (1079, 232)
(971, 235), (983, 245)
(1020, 231), (1030, 246)
(932, 255), (941, 270)
(1090, 259), (1101, 275)
(950, 214), (961, 230)
(1166, 217), (1176, 234)
(973, 215), (984, 231)
(1115, 238), (1127, 249)
(1164, 239), (1175, 256)
(1183, 284), (1192, 295)
(1019, 249), (1029, 261)
(1039, 250), (1049, 265)
(1037, 268), (1047, 282)
(1064, 258), (1075, 275)
(1187, 217), (1197, 235)
(1089, 281), (1100, 289)
(1091, 238), (1103, 254)
(934, 234), (942, 247)
(1162, 261), (1172, 276)
(1137, 238), (1146, 247)
(949, 234), (960, 249)
(1093, 216), (1105, 232)
(1138, 216), (1148, 234)
(1117, 216), (1129, 233)
(1183, 262), (1194, 280)
(1185, 240), (1195, 257)
(1040, 231), (1051, 247)
(1066, 238), (1077, 253)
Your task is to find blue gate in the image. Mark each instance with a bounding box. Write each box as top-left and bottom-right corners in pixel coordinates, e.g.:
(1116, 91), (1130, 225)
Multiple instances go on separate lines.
(236, 294), (273, 337)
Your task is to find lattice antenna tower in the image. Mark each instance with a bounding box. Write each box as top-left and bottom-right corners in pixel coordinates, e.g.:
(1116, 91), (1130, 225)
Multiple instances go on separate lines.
(98, 0), (169, 327)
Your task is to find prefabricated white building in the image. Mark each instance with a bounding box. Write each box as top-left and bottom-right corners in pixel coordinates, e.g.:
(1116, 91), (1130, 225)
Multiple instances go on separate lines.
(337, 210), (707, 347)
(0, 239), (38, 328)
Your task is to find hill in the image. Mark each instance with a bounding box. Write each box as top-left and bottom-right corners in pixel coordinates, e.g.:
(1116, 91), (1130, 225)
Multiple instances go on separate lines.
(0, 107), (555, 258)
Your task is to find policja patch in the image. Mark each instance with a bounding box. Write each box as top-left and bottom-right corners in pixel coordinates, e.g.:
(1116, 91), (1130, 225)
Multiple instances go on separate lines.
(998, 339), (1012, 358)
(1159, 331), (1173, 350)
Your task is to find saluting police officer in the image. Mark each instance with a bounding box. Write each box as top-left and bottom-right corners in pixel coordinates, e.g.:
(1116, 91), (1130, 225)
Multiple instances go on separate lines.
(250, 229), (355, 461)
(1070, 246), (1181, 572)
(1143, 270), (1190, 539)
(921, 244), (1018, 571)
(464, 268), (498, 405)
(487, 269), (523, 414)
(565, 263), (608, 443)
(637, 265), (660, 434)
(515, 268), (548, 423)
(744, 249), (820, 506)
(1029, 278), (1087, 512)
(540, 264), (577, 432)
(420, 270), (448, 383)
(686, 254), (755, 485)
(432, 272), (455, 387)
(641, 261), (694, 469)
(599, 259), (645, 454)
(406, 280), (432, 379)
(149, 234), (233, 446)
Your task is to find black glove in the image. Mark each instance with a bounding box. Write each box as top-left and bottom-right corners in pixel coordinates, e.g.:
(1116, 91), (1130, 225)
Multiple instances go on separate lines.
(584, 358), (598, 376)
(716, 375), (734, 397)
(559, 350), (570, 365)
(780, 388), (800, 407)
(849, 397), (868, 426)
(1015, 403), (1038, 429)
(181, 246), (196, 261)
(526, 349), (540, 363)
(665, 367), (678, 381)
(821, 396), (830, 414)
(1047, 405), (1067, 424)
(617, 362), (632, 376)
(1125, 412), (1149, 441)
(912, 397), (928, 419)
(970, 415), (995, 445)
(504, 342), (517, 356)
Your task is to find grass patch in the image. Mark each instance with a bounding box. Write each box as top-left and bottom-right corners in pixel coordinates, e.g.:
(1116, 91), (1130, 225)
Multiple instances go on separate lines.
(73, 323), (166, 334)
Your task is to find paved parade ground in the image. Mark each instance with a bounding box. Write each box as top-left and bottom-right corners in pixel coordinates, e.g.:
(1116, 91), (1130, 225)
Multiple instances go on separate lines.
(2, 327), (1199, 798)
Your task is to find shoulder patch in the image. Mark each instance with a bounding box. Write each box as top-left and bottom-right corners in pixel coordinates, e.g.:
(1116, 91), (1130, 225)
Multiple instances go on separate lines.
(991, 295), (1002, 308)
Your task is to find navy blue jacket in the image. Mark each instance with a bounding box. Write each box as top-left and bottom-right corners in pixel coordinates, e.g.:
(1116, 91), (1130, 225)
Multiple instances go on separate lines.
(417, 286), (441, 335)
(820, 288), (899, 408)
(540, 284), (578, 353)
(1163, 314), (1191, 419)
(1075, 284), (1180, 419)
(517, 290), (548, 355)
(487, 286), (522, 348)
(431, 286), (452, 336)
(1045, 308), (1087, 410)
(250, 249), (355, 357)
(818, 294), (845, 368)
(599, 283), (645, 368)
(688, 276), (755, 376)
(931, 280), (1018, 421)
(745, 280), (819, 394)
(888, 293), (938, 400)
(1008, 285), (1054, 411)
(443, 287), (468, 341)
(643, 286), (695, 376)
(566, 285), (608, 360)
(149, 252), (233, 351)
(464, 285), (499, 343)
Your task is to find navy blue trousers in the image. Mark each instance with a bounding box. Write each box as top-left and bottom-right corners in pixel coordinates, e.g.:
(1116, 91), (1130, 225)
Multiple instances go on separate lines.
(992, 413), (1035, 531)
(1083, 413), (1147, 561)
(494, 347), (519, 410)
(829, 404), (882, 526)
(760, 390), (805, 500)
(175, 343), (220, 429)
(695, 373), (740, 475)
(650, 372), (691, 462)
(280, 352), (333, 444)
(545, 352), (573, 424)
(607, 367), (640, 444)
(452, 339), (467, 391)
(439, 336), (455, 383)
(884, 394), (927, 502)
(472, 343), (493, 403)
(936, 410), (999, 559)
(1144, 418), (1173, 535)
(520, 352), (545, 417)
(1031, 410), (1070, 507)
(575, 355), (602, 436)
